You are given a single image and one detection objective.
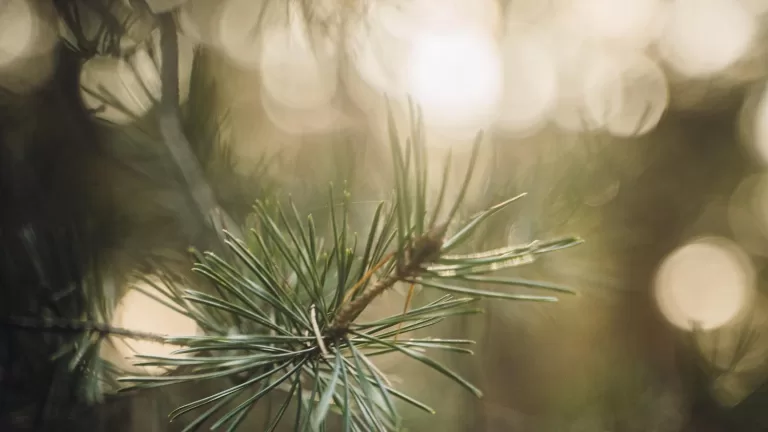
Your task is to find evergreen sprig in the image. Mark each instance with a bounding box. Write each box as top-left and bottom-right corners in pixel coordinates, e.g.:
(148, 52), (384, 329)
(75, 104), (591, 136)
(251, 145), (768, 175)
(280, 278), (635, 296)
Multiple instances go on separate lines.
(116, 102), (583, 431)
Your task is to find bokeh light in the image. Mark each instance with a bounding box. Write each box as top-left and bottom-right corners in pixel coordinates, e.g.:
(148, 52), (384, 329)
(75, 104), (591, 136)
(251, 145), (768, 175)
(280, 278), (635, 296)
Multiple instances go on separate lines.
(0, 0), (58, 93)
(216, 0), (272, 69)
(178, 0), (227, 45)
(583, 52), (669, 137)
(504, 0), (555, 25)
(260, 91), (347, 135)
(654, 237), (754, 331)
(739, 0), (768, 16)
(750, 82), (768, 165)
(727, 174), (768, 257)
(103, 278), (199, 376)
(406, 28), (502, 139)
(79, 31), (194, 124)
(550, 44), (608, 132)
(566, 0), (663, 48)
(496, 32), (558, 136)
(380, 0), (500, 38)
(259, 15), (338, 111)
(658, 0), (756, 77)
(0, 0), (37, 68)
(343, 4), (413, 114)
(80, 56), (158, 124)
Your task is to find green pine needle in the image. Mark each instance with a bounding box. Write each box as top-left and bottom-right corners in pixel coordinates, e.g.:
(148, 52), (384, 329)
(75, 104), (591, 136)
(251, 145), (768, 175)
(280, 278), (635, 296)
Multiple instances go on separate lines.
(109, 109), (582, 431)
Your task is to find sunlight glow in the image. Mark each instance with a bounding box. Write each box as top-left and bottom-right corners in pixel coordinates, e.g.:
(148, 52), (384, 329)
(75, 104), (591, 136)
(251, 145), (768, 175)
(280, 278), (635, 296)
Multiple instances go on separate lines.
(216, 0), (270, 69)
(80, 56), (157, 124)
(346, 16), (410, 99)
(0, 0), (58, 93)
(406, 29), (502, 138)
(504, 0), (554, 25)
(259, 16), (338, 110)
(79, 32), (193, 124)
(178, 0), (226, 45)
(550, 44), (607, 132)
(260, 91), (346, 135)
(655, 237), (753, 331)
(567, 0), (663, 48)
(738, 0), (768, 15)
(583, 52), (669, 137)
(658, 0), (756, 77)
(496, 33), (558, 136)
(378, 0), (500, 39)
(106, 280), (199, 376)
(0, 0), (35, 68)
(750, 83), (768, 165)
(726, 175), (768, 257)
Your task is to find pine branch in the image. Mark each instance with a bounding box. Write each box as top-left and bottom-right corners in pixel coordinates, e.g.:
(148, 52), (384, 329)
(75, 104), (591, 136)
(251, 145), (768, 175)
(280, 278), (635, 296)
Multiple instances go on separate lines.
(328, 222), (449, 333)
(111, 102), (583, 431)
(156, 13), (241, 244)
(0, 315), (166, 343)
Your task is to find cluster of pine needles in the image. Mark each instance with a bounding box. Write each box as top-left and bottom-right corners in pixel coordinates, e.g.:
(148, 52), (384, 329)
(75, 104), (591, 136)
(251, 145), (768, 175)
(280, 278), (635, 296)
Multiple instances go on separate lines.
(112, 104), (582, 431)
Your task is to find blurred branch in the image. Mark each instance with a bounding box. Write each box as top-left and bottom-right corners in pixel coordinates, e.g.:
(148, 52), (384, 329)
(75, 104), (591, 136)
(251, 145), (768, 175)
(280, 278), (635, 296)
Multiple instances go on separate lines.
(156, 13), (240, 243)
(0, 315), (166, 343)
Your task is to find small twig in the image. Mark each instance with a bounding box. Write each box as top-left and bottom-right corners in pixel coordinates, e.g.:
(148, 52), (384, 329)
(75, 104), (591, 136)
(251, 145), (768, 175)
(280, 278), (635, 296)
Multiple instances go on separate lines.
(310, 305), (329, 357)
(328, 223), (449, 334)
(0, 315), (167, 343)
(341, 252), (394, 305)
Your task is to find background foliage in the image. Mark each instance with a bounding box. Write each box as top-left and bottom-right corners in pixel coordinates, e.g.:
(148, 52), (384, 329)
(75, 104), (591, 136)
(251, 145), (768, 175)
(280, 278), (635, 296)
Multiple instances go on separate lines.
(3, 1), (768, 431)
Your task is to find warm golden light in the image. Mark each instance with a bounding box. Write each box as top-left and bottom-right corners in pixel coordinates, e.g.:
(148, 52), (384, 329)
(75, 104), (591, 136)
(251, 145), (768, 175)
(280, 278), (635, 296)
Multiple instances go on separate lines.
(259, 14), (338, 110)
(654, 237), (753, 331)
(260, 91), (347, 135)
(178, 0), (226, 46)
(504, 0), (553, 25)
(0, 0), (59, 93)
(406, 29), (502, 140)
(378, 0), (500, 39)
(79, 31), (194, 124)
(80, 56), (157, 124)
(583, 52), (669, 137)
(739, 0), (768, 15)
(726, 175), (768, 257)
(103, 279), (199, 376)
(0, 0), (35, 68)
(751, 83), (768, 165)
(551, 46), (608, 132)
(567, 0), (663, 48)
(496, 33), (558, 136)
(658, 0), (756, 77)
(216, 0), (271, 69)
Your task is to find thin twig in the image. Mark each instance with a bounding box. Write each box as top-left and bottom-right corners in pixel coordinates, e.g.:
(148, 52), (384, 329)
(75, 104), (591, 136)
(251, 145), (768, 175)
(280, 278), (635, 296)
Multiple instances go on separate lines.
(341, 252), (394, 305)
(0, 315), (167, 343)
(328, 223), (449, 334)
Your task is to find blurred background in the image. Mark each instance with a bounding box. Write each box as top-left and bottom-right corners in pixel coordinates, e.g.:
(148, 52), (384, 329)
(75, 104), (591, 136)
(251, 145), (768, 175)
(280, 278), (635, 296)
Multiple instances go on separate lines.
(4, 0), (768, 431)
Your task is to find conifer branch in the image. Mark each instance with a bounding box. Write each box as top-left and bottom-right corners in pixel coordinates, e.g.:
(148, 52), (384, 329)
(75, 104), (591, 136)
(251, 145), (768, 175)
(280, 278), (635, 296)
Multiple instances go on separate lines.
(108, 103), (583, 431)
(157, 13), (240, 243)
(0, 315), (167, 343)
(328, 222), (449, 333)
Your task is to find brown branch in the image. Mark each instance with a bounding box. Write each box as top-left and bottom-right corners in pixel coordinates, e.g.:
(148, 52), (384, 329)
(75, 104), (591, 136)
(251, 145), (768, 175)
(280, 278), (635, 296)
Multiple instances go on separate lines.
(327, 223), (449, 334)
(328, 271), (402, 334)
(341, 252), (394, 305)
(1, 315), (167, 343)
